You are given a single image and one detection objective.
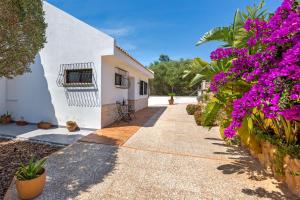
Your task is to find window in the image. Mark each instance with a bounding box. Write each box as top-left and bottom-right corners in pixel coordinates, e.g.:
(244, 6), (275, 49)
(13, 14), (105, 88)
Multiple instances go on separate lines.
(115, 68), (128, 88)
(64, 69), (93, 85)
(139, 80), (148, 95)
(115, 73), (123, 85)
(143, 82), (148, 95)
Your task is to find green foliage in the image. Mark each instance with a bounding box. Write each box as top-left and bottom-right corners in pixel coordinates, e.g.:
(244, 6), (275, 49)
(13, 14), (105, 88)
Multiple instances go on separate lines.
(168, 93), (176, 97)
(201, 98), (223, 127)
(289, 170), (300, 177)
(149, 56), (197, 96)
(186, 104), (202, 115)
(255, 128), (300, 171)
(182, 58), (209, 86)
(15, 157), (46, 181)
(197, 26), (234, 47)
(1, 111), (11, 118)
(158, 54), (170, 62)
(286, 145), (300, 160)
(196, 1), (268, 48)
(183, 58), (231, 87)
(274, 147), (286, 176)
(194, 110), (202, 126)
(0, 0), (47, 78)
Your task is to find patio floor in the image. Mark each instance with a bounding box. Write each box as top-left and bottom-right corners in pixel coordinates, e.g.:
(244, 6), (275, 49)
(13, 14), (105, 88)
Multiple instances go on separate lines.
(0, 124), (92, 145)
(79, 107), (166, 146)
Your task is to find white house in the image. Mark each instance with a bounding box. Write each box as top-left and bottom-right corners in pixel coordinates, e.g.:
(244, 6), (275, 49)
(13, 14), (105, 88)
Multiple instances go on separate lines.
(0, 1), (154, 129)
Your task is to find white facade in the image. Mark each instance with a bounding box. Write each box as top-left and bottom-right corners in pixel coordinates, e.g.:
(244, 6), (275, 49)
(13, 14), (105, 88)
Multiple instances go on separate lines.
(148, 96), (198, 106)
(0, 2), (153, 129)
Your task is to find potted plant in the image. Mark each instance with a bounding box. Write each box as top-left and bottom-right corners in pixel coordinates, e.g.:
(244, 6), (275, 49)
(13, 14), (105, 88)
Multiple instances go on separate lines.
(37, 121), (52, 129)
(15, 158), (47, 199)
(168, 93), (175, 105)
(16, 117), (28, 126)
(1, 111), (12, 124)
(66, 121), (78, 132)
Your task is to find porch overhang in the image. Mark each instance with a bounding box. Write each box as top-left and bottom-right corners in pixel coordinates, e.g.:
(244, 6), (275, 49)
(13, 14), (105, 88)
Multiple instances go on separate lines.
(113, 46), (154, 79)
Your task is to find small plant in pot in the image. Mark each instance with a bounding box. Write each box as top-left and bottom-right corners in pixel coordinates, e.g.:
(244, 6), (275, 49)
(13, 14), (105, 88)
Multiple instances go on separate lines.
(168, 93), (175, 105)
(15, 158), (47, 199)
(66, 121), (78, 132)
(1, 111), (12, 124)
(37, 121), (52, 129)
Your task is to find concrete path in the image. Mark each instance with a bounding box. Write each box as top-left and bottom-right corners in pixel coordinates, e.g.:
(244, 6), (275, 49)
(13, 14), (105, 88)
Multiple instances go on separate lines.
(0, 124), (92, 145)
(5, 104), (297, 199)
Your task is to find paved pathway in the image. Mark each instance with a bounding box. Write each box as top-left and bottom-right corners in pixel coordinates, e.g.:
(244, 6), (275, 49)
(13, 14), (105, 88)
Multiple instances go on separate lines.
(0, 124), (91, 145)
(6, 104), (297, 199)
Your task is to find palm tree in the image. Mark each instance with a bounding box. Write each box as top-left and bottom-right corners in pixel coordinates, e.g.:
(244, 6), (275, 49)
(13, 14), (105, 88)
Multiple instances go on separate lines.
(183, 57), (232, 87)
(196, 0), (268, 48)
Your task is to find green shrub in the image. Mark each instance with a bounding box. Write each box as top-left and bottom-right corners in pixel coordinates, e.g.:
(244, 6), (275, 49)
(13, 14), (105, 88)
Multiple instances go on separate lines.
(194, 110), (202, 126)
(286, 145), (300, 160)
(186, 104), (202, 115)
(168, 93), (176, 97)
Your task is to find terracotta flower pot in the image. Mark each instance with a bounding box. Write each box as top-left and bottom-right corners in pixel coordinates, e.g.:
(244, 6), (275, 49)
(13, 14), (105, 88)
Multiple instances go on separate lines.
(16, 120), (28, 126)
(168, 99), (174, 105)
(37, 122), (52, 129)
(284, 155), (300, 196)
(66, 122), (78, 132)
(2, 116), (12, 124)
(15, 170), (46, 199)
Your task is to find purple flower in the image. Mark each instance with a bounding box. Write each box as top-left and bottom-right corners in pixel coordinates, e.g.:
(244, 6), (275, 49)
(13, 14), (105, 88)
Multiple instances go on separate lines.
(280, 105), (300, 121)
(211, 0), (300, 138)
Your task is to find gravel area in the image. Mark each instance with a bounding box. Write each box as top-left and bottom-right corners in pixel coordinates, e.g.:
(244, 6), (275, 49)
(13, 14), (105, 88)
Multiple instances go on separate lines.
(0, 138), (62, 199)
(4, 105), (298, 199)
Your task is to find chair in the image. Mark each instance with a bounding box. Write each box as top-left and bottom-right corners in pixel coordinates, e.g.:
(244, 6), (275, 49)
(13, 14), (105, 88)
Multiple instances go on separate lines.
(128, 104), (136, 119)
(116, 102), (131, 122)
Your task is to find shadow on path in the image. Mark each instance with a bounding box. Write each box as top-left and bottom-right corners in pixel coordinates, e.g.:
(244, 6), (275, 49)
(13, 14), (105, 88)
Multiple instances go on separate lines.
(213, 143), (298, 199)
(5, 136), (119, 200)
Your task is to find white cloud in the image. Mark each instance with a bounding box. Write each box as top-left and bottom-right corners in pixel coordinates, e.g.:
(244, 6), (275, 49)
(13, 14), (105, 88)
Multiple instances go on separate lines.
(102, 26), (133, 37)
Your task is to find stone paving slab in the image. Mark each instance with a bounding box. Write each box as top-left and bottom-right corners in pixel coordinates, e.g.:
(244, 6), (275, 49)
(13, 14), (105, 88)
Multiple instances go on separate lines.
(79, 107), (165, 146)
(5, 104), (298, 199)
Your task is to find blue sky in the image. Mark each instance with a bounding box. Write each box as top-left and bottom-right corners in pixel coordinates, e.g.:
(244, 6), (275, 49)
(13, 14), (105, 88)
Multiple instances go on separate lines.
(47, 0), (282, 66)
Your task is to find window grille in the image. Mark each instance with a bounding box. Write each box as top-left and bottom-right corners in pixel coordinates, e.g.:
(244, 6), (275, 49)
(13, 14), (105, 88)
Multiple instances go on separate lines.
(56, 62), (96, 87)
(115, 67), (128, 88)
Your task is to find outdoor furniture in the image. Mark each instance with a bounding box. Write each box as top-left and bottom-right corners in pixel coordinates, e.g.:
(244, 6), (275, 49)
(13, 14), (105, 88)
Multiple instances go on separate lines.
(116, 102), (131, 122)
(128, 105), (136, 118)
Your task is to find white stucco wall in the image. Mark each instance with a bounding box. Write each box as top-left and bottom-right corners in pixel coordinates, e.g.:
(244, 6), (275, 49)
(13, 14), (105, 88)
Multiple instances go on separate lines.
(148, 96), (197, 106)
(0, 78), (6, 114)
(101, 56), (150, 106)
(5, 2), (115, 129)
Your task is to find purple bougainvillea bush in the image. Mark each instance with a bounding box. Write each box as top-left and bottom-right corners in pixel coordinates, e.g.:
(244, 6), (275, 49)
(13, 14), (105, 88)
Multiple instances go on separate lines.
(210, 0), (300, 138)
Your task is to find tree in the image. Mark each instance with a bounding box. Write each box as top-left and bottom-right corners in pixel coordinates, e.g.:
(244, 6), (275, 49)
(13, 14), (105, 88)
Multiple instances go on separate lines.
(0, 0), (47, 78)
(149, 56), (196, 96)
(158, 54), (170, 62)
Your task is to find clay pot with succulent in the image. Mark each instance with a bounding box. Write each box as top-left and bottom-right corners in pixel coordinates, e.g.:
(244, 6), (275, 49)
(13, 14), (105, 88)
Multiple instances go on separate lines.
(15, 158), (47, 199)
(1, 111), (12, 124)
(168, 93), (175, 105)
(66, 121), (78, 132)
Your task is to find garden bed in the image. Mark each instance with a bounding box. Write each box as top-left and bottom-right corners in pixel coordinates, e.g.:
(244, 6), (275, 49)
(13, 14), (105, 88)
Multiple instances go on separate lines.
(0, 138), (62, 199)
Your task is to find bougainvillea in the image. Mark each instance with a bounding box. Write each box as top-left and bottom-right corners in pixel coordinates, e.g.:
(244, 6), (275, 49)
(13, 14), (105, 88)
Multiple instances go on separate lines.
(210, 0), (300, 138)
